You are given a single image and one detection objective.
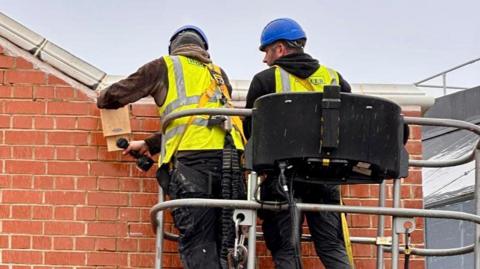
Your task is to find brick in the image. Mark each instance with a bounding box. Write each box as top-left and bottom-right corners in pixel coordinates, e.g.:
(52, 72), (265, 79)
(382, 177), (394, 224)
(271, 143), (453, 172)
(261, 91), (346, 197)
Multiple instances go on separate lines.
(5, 100), (45, 114)
(138, 238), (155, 252)
(406, 141), (422, 156)
(87, 223), (127, 237)
(131, 193), (157, 207)
(403, 199), (423, 209)
(32, 205), (53, 219)
(0, 235), (9, 249)
(98, 177), (119, 191)
(89, 132), (107, 146)
(13, 85), (33, 98)
(55, 147), (76, 160)
(128, 223), (155, 237)
(44, 221), (85, 235)
(11, 205), (32, 219)
(12, 146), (33, 159)
(77, 176), (97, 190)
(34, 146), (55, 160)
(87, 192), (128, 206)
(0, 146), (11, 158)
(131, 105), (157, 117)
(11, 175), (33, 189)
(142, 178), (159, 193)
(34, 116), (54, 129)
(350, 214), (371, 228)
(12, 115), (33, 129)
(45, 191), (85, 205)
(95, 238), (116, 251)
(86, 252), (128, 266)
(404, 170), (422, 185)
(55, 86), (74, 99)
(2, 190), (42, 203)
(47, 102), (90, 115)
(402, 107), (422, 117)
(97, 207), (117, 220)
(34, 86), (55, 99)
(131, 118), (143, 131)
(76, 207), (96, 221)
(131, 253), (155, 267)
(0, 85), (12, 97)
(117, 238), (138, 252)
(143, 118), (161, 132)
(119, 178), (141, 192)
(45, 251), (85, 265)
(78, 117), (99, 130)
(54, 206), (74, 220)
(0, 115), (10, 128)
(47, 74), (69, 86)
(6, 160), (46, 174)
(75, 237), (95, 250)
(47, 131), (89, 145)
(56, 117), (77, 129)
(78, 147), (98, 160)
(97, 147), (123, 161)
(5, 70), (46, 84)
(0, 205), (10, 218)
(5, 130), (45, 145)
(15, 57), (34, 69)
(47, 161), (88, 175)
(34, 175), (54, 189)
(2, 250), (42, 264)
(409, 125), (422, 140)
(0, 55), (15, 68)
(54, 176), (75, 189)
(90, 162), (130, 177)
(3, 220), (43, 234)
(11, 235), (31, 249)
(119, 208), (140, 221)
(32, 236), (51, 249)
(53, 237), (73, 250)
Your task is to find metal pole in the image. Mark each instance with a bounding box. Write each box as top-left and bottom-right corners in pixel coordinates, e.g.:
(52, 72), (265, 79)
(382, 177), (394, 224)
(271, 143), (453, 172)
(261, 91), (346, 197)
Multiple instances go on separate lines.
(154, 188), (165, 269)
(247, 172), (258, 269)
(442, 74), (447, 96)
(475, 148), (480, 269)
(391, 178), (401, 269)
(376, 181), (386, 269)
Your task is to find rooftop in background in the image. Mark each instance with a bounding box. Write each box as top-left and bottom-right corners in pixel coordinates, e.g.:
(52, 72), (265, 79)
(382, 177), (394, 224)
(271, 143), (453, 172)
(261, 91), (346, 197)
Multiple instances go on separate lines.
(422, 86), (480, 207)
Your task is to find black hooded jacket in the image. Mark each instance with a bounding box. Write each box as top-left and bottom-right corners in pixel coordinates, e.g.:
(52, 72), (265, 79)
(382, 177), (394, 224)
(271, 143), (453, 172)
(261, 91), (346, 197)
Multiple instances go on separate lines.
(244, 52), (351, 138)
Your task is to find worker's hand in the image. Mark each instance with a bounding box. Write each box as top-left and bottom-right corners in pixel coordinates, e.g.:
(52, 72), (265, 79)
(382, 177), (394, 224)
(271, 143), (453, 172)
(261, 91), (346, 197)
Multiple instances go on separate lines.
(122, 140), (152, 158)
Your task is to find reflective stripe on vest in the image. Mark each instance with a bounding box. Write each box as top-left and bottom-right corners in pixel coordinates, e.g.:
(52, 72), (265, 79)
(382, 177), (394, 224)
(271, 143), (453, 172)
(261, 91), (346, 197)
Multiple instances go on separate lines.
(158, 55), (244, 164)
(275, 65), (340, 93)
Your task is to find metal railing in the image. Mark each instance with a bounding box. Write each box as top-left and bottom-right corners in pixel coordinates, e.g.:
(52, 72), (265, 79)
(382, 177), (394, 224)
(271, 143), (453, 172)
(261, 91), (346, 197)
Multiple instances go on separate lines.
(150, 108), (480, 269)
(414, 57), (480, 96)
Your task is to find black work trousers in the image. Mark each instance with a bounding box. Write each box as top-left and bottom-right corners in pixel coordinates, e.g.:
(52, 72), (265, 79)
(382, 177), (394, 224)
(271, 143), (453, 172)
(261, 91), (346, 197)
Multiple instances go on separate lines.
(260, 178), (351, 269)
(167, 155), (224, 269)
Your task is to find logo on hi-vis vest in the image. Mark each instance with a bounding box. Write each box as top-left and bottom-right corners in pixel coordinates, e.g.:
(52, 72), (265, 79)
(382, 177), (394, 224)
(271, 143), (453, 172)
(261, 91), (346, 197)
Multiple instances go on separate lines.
(308, 78), (325, 85)
(186, 58), (204, 67)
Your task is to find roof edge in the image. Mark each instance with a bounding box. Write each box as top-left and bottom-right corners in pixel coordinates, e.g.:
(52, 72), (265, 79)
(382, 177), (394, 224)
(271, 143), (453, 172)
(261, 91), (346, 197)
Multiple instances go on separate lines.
(0, 12), (107, 91)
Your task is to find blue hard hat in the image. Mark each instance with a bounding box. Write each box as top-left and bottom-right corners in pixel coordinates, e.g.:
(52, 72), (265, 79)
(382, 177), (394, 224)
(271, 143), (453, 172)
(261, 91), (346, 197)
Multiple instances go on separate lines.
(259, 18), (306, 51)
(170, 25), (209, 50)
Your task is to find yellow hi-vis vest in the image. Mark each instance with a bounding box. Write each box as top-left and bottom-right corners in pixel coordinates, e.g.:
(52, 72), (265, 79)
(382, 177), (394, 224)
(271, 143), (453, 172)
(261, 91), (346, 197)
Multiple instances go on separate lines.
(274, 65), (340, 93)
(158, 55), (244, 164)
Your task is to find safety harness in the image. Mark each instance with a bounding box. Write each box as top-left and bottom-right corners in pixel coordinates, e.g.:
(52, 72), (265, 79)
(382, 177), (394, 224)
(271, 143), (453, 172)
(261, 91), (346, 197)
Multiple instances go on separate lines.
(165, 61), (246, 266)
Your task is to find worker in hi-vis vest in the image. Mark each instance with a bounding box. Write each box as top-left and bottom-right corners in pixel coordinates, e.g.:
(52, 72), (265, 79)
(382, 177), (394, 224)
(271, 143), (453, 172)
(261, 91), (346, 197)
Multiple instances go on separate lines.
(97, 25), (245, 269)
(244, 18), (353, 269)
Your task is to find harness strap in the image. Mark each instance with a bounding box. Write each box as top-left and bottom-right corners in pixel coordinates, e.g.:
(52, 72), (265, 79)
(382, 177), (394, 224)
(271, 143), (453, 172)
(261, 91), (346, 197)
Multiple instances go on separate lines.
(340, 197), (355, 267)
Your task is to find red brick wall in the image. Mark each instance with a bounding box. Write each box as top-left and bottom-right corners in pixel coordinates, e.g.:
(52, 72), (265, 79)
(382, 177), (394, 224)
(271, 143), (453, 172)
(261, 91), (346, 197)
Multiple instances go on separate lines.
(0, 44), (424, 268)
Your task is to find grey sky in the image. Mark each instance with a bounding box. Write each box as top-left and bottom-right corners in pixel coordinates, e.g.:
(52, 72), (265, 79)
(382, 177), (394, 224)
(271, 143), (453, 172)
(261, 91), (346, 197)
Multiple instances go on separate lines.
(1, 0), (479, 93)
